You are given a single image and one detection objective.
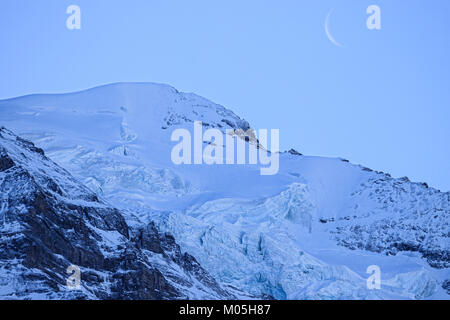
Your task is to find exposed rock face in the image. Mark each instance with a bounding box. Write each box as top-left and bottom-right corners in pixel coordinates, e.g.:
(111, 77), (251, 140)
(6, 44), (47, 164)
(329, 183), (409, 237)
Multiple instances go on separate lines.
(0, 127), (233, 299)
(332, 175), (449, 269)
(287, 149), (302, 156)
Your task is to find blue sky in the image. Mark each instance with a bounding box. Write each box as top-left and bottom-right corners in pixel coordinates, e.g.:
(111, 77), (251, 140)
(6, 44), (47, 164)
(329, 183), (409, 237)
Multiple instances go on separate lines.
(1, 0), (449, 191)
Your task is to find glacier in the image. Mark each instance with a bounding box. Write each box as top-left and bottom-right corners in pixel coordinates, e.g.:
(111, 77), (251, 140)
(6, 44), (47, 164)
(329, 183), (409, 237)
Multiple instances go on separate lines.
(0, 82), (448, 299)
(0, 126), (237, 299)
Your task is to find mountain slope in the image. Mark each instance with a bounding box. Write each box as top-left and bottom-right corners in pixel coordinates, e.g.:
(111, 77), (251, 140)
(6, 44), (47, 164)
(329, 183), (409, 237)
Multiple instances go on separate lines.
(0, 126), (233, 299)
(0, 82), (448, 299)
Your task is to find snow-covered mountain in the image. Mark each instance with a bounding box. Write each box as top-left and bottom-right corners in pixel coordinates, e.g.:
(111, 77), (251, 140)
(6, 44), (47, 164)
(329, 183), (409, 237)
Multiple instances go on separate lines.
(0, 82), (448, 299)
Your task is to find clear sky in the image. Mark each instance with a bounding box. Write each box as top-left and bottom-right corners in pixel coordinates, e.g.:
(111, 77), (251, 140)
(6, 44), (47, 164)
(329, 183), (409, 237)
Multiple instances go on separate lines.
(1, 0), (449, 191)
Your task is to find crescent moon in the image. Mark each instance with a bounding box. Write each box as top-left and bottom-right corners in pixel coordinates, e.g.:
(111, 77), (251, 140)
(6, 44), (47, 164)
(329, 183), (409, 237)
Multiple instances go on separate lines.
(325, 10), (343, 47)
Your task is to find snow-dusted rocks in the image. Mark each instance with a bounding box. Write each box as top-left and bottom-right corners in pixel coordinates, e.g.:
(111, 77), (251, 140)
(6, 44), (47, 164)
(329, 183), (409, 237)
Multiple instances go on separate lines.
(333, 175), (449, 269)
(0, 127), (233, 299)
